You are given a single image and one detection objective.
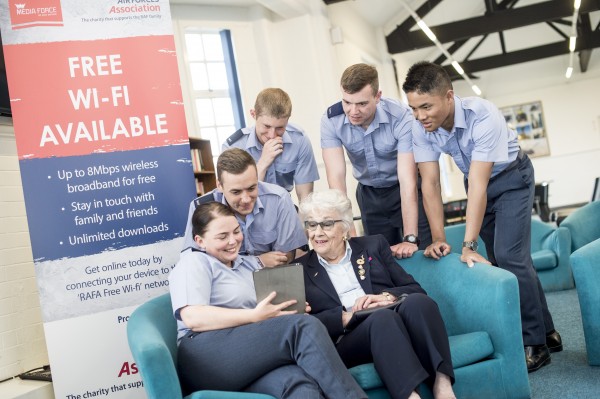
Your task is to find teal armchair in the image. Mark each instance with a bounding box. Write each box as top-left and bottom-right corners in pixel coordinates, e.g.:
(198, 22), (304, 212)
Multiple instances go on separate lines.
(401, 252), (530, 399)
(126, 294), (274, 399)
(570, 238), (600, 366)
(444, 220), (573, 292)
(560, 201), (600, 252)
(530, 219), (573, 291)
(127, 252), (530, 399)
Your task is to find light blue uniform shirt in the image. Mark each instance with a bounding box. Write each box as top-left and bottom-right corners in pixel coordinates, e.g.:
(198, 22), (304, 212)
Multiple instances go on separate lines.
(320, 97), (414, 188)
(169, 249), (261, 343)
(222, 123), (320, 192)
(182, 181), (308, 254)
(412, 96), (520, 178)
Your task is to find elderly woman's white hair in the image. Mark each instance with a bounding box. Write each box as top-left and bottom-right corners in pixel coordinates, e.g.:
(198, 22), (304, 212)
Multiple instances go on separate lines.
(299, 189), (354, 234)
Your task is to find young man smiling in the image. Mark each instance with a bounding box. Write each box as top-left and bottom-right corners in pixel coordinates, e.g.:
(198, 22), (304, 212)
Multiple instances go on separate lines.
(182, 148), (307, 267)
(321, 63), (431, 258)
(402, 61), (561, 373)
(223, 88), (319, 202)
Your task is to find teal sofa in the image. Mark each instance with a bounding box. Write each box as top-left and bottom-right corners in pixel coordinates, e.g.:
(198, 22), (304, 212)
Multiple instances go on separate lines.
(127, 252), (530, 399)
(570, 238), (600, 366)
(444, 220), (573, 291)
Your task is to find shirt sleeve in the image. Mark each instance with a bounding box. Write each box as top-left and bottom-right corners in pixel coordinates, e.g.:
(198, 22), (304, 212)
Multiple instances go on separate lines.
(411, 121), (441, 163)
(293, 134), (320, 184)
(470, 108), (509, 163)
(320, 112), (343, 149)
(169, 252), (213, 317)
(274, 193), (309, 252)
(394, 106), (415, 153)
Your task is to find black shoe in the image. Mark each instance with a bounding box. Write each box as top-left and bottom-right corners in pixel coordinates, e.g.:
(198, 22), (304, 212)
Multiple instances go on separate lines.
(525, 344), (551, 373)
(546, 330), (563, 353)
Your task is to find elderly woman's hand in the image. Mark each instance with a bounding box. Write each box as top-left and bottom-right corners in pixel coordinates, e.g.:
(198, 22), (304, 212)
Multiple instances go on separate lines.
(352, 294), (396, 312)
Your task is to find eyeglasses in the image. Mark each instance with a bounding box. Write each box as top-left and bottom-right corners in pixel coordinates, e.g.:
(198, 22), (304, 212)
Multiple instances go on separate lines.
(304, 220), (343, 231)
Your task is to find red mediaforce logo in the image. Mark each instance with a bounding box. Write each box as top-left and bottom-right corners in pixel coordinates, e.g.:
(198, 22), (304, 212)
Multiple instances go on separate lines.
(9, 0), (64, 29)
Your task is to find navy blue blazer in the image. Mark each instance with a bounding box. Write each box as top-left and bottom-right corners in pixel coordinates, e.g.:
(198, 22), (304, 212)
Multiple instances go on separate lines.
(297, 235), (426, 341)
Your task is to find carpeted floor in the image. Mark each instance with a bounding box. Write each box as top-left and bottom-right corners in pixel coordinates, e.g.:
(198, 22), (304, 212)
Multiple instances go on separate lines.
(529, 289), (600, 398)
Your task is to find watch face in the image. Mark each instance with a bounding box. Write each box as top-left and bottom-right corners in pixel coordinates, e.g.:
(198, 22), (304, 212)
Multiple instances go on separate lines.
(464, 241), (478, 251)
(404, 234), (419, 245)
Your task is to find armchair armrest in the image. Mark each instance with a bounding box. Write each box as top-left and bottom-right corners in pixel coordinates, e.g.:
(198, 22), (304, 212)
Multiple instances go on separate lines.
(400, 252), (524, 362)
(541, 226), (571, 266)
(128, 294), (183, 399)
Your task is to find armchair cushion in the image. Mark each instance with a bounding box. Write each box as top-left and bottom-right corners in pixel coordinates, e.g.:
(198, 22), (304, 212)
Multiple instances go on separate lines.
(347, 331), (494, 392)
(448, 332), (494, 368)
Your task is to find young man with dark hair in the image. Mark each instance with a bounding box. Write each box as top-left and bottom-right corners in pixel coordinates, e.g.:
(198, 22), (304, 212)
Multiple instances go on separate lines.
(321, 63), (431, 259)
(182, 148), (307, 267)
(403, 61), (561, 372)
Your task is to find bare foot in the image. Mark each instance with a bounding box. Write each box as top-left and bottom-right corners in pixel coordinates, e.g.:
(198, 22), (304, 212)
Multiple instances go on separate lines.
(433, 372), (456, 399)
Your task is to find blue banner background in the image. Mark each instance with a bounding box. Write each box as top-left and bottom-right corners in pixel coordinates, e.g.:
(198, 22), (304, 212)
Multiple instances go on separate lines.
(19, 144), (196, 261)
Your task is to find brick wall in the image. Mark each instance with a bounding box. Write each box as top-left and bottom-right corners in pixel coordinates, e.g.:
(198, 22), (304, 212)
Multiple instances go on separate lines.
(0, 125), (49, 381)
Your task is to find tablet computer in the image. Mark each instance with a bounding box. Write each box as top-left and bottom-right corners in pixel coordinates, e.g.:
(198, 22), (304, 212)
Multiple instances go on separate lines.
(253, 263), (306, 314)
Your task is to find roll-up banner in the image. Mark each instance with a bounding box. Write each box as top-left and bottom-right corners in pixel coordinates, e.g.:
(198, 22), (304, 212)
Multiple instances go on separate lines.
(0, 1), (195, 397)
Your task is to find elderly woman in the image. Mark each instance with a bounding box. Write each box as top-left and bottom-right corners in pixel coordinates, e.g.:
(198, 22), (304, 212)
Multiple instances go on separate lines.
(297, 189), (456, 399)
(169, 201), (367, 399)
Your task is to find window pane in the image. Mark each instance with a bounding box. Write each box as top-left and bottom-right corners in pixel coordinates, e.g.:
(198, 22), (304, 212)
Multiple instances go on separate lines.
(217, 125), (236, 151)
(200, 127), (220, 155)
(196, 99), (215, 127)
(207, 62), (229, 90)
(189, 63), (209, 90)
(213, 98), (234, 126)
(185, 34), (205, 61)
(202, 33), (224, 61)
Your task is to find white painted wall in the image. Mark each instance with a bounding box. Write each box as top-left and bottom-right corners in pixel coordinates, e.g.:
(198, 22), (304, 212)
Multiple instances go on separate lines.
(0, 123), (50, 382)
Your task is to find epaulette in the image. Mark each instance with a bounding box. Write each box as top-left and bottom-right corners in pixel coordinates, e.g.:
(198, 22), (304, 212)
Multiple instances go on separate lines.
(193, 193), (216, 208)
(327, 101), (344, 119)
(226, 129), (244, 146)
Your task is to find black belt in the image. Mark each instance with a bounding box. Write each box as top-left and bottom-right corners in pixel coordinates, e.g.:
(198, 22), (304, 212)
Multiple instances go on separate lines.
(503, 149), (525, 171)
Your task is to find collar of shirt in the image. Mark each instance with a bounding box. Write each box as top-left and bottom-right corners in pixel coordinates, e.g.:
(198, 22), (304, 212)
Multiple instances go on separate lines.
(199, 249), (247, 270)
(453, 96), (468, 131)
(342, 101), (392, 135)
(317, 241), (352, 269)
(432, 95), (467, 137)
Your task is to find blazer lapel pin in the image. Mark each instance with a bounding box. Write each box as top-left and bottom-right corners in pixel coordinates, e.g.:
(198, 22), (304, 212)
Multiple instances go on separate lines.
(357, 255), (366, 280)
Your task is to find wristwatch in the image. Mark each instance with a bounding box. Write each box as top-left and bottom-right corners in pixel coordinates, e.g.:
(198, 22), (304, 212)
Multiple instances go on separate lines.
(462, 241), (479, 251)
(381, 292), (394, 302)
(403, 234), (420, 246)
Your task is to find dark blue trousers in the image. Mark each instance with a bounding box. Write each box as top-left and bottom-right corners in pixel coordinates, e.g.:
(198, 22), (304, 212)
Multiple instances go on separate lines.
(356, 180), (431, 249)
(466, 154), (554, 346)
(177, 315), (367, 398)
(335, 293), (454, 399)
